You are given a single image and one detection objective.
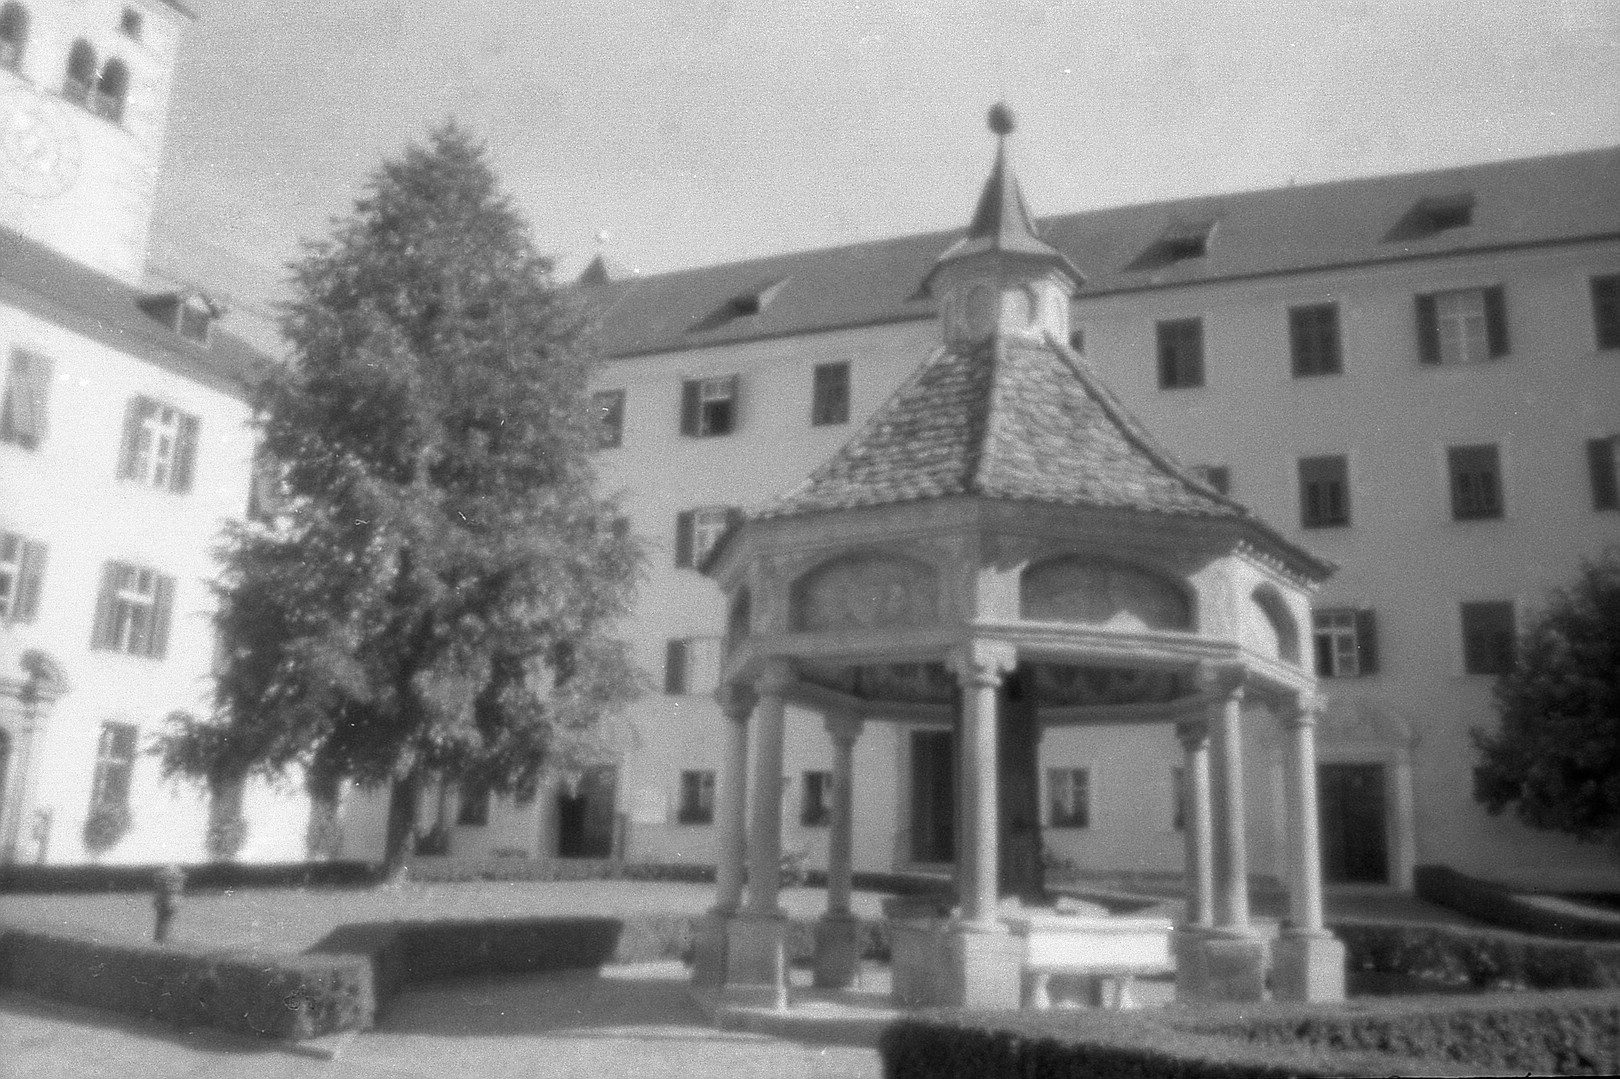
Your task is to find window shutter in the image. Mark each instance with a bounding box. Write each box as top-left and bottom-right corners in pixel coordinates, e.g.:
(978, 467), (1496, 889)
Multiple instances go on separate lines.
(1354, 609), (1380, 675)
(170, 413), (200, 493)
(1414, 294), (1440, 364)
(118, 397), (152, 478)
(722, 375), (741, 433)
(90, 561), (123, 648)
(13, 540), (46, 623)
(663, 639), (688, 695)
(673, 511), (694, 567)
(679, 380), (700, 436)
(149, 573), (176, 658)
(1483, 285), (1510, 357)
(1589, 437), (1619, 510)
(2, 350), (52, 447)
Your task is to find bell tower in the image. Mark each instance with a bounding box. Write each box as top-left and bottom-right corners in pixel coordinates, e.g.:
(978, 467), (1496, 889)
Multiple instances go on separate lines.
(922, 104), (1085, 352)
(0, 0), (192, 283)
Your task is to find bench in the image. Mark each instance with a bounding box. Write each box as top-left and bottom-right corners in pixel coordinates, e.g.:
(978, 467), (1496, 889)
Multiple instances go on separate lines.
(1005, 911), (1174, 1010)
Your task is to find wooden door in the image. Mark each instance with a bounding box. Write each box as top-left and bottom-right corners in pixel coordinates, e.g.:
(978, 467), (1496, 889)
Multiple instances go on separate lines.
(557, 765), (618, 858)
(909, 730), (956, 863)
(1317, 762), (1389, 884)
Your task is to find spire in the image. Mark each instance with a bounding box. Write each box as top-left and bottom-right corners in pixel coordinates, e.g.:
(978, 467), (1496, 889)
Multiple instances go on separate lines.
(922, 104), (1085, 297)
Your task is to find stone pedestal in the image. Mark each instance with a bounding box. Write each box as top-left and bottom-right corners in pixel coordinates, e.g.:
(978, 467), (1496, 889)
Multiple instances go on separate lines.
(1176, 929), (1268, 1003)
(947, 925), (1025, 1008)
(812, 912), (861, 989)
(691, 912), (731, 988)
(726, 914), (790, 988)
(1271, 931), (1347, 1003)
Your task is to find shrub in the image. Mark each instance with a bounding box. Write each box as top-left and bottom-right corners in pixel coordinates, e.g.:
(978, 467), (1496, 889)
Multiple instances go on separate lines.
(81, 802), (132, 855)
(1416, 864), (1620, 941)
(0, 860), (384, 894)
(1335, 919), (1620, 993)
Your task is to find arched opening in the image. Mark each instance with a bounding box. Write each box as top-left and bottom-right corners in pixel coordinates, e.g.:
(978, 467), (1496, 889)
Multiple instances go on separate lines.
(94, 57), (129, 123)
(1247, 585), (1301, 666)
(62, 38), (95, 105)
(0, 3), (28, 70)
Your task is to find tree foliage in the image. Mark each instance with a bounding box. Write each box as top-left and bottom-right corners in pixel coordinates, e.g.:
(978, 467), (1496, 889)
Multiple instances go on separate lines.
(1473, 547), (1620, 848)
(162, 124), (642, 868)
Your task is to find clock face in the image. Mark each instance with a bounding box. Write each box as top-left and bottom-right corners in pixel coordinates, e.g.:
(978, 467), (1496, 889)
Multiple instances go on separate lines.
(1, 89), (83, 199)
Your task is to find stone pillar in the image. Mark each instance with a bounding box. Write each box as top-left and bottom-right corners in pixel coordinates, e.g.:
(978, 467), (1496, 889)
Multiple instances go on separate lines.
(692, 682), (756, 987)
(1272, 692), (1347, 1002)
(1208, 670), (1250, 930)
(1173, 716), (1216, 1000)
(727, 659), (794, 987)
(814, 709), (864, 989)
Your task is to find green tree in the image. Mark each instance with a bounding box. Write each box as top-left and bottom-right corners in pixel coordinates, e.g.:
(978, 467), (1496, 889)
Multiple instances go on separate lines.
(1473, 547), (1620, 849)
(162, 124), (642, 875)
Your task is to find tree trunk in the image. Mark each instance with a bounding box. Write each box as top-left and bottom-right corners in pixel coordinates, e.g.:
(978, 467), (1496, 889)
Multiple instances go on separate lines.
(382, 771), (421, 882)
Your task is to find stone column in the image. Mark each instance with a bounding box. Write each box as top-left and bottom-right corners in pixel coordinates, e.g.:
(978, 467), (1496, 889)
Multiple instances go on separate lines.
(727, 659), (794, 988)
(1272, 691), (1347, 1002)
(1177, 718), (1215, 929)
(1208, 670), (1250, 929)
(711, 683), (757, 917)
(814, 709), (864, 988)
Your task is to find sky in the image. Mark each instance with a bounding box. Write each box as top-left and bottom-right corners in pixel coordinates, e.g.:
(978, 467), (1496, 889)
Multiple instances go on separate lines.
(148, 0), (1620, 331)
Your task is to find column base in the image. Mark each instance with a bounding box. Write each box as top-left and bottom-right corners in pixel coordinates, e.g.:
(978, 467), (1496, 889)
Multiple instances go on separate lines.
(1271, 931), (1346, 1003)
(1175, 927), (1269, 1004)
(812, 913), (861, 989)
(726, 913), (790, 988)
(947, 922), (1024, 1008)
(691, 911), (732, 988)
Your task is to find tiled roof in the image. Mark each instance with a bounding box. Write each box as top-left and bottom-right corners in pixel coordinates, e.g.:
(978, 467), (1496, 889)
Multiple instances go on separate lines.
(591, 145), (1620, 358)
(1, 226), (272, 400)
(756, 333), (1330, 578)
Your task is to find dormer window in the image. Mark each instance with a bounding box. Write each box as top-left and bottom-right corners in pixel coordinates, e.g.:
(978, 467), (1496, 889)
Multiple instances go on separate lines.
(1126, 219), (1217, 272)
(139, 290), (225, 345)
(1385, 194), (1475, 242)
(690, 277), (790, 333)
(0, 3), (29, 71)
(120, 7), (143, 40)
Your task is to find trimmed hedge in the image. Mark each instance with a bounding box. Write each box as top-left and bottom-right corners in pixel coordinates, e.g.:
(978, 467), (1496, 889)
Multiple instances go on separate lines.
(1335, 919), (1620, 993)
(0, 861), (383, 894)
(1417, 864), (1620, 941)
(878, 1009), (1471, 1078)
(407, 857), (716, 885)
(0, 927), (369, 1040)
(1192, 989), (1620, 1076)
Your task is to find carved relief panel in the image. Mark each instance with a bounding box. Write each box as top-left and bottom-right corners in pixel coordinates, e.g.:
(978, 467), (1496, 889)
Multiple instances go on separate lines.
(792, 554), (940, 632)
(1020, 557), (1194, 631)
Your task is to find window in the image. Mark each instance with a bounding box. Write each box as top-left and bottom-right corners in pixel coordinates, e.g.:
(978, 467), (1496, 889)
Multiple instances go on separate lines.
(0, 3), (28, 71)
(591, 389), (625, 449)
(62, 39), (96, 105)
(1416, 286), (1509, 365)
(1298, 455), (1351, 528)
(811, 362), (850, 426)
(92, 58), (128, 123)
(456, 783), (490, 827)
(1313, 608), (1379, 678)
(1, 349), (52, 449)
(1156, 318), (1204, 389)
(801, 770), (832, 827)
(1127, 220), (1216, 271)
(663, 637), (721, 696)
(1588, 437), (1619, 511)
(1386, 194), (1475, 241)
(1192, 465), (1230, 496)
(1047, 768), (1090, 828)
(0, 530), (46, 624)
(1447, 444), (1504, 520)
(1460, 601), (1516, 676)
(89, 722), (138, 817)
(90, 561), (175, 658)
(679, 375), (738, 437)
(1289, 303), (1341, 377)
(674, 506), (739, 568)
(1592, 275), (1620, 351)
(117, 396), (200, 492)
(120, 6), (143, 39)
(677, 770), (715, 824)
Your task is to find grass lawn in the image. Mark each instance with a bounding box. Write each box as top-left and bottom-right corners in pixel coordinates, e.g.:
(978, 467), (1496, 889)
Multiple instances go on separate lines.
(0, 880), (889, 955)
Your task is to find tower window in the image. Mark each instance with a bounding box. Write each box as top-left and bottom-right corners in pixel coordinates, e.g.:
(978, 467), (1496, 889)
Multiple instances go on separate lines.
(63, 39), (96, 105)
(0, 3), (28, 71)
(120, 7), (143, 40)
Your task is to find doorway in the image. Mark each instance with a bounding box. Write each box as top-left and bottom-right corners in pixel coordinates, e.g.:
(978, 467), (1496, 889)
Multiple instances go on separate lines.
(909, 729), (955, 863)
(1318, 762), (1390, 884)
(557, 765), (618, 858)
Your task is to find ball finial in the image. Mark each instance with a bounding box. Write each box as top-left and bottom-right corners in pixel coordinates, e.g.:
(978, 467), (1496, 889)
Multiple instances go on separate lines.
(987, 102), (1016, 137)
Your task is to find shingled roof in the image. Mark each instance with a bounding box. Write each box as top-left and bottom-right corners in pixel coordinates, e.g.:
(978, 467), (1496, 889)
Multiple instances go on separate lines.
(591, 145), (1620, 359)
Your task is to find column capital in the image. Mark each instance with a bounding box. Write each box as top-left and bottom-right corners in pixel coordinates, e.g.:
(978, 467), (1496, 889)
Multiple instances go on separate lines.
(1196, 661), (1247, 703)
(754, 657), (795, 696)
(1279, 691), (1325, 732)
(948, 639), (1017, 689)
(824, 709), (865, 744)
(1176, 717), (1210, 750)
(715, 682), (759, 722)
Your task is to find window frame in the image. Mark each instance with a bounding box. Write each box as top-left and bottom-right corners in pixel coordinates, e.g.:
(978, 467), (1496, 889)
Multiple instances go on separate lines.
(0, 530), (46, 624)
(0, 3), (28, 71)
(674, 505), (740, 569)
(1155, 317), (1205, 390)
(89, 721), (139, 816)
(1288, 302), (1342, 377)
(1592, 275), (1620, 351)
(679, 375), (739, 438)
(591, 389), (626, 449)
(810, 362), (851, 427)
(1298, 454), (1351, 529)
(1588, 436), (1619, 511)
(90, 561), (175, 659)
(1447, 443), (1505, 521)
(1046, 767), (1091, 829)
(1460, 600), (1517, 676)
(1, 348), (53, 450)
(676, 769), (716, 825)
(118, 396), (200, 494)
(1312, 607), (1379, 678)
(1415, 286), (1509, 365)
(1192, 464), (1231, 496)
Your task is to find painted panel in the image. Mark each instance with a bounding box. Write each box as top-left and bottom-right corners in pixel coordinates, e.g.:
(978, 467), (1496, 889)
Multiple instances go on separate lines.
(1021, 558), (1193, 630)
(792, 554), (939, 632)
